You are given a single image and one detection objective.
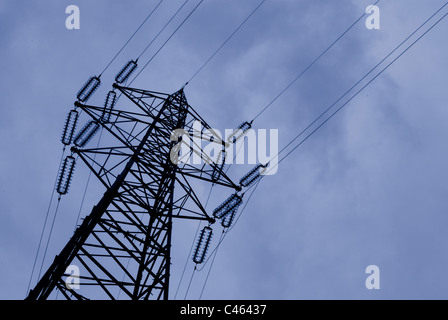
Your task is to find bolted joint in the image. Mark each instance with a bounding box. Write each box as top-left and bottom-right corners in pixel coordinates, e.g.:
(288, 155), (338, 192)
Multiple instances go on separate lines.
(207, 216), (216, 225)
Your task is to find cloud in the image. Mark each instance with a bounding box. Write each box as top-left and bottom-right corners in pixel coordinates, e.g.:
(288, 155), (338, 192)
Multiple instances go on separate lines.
(2, 0), (448, 300)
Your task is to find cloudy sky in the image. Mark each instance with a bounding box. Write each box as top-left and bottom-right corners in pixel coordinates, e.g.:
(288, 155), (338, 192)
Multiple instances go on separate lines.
(1, 0), (448, 300)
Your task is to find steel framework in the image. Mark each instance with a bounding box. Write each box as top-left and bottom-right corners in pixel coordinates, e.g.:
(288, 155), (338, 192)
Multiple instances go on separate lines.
(27, 84), (239, 300)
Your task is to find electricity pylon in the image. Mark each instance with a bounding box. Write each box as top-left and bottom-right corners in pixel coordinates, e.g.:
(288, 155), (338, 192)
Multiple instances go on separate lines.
(26, 83), (240, 300)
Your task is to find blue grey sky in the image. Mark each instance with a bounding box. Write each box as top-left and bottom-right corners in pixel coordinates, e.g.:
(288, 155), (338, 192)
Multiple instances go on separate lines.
(1, 0), (448, 299)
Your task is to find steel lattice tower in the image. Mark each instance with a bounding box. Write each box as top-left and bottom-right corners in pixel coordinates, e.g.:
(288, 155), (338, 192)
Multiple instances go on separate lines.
(27, 84), (240, 300)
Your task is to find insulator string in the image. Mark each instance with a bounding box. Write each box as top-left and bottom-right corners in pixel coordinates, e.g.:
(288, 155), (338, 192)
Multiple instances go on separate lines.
(74, 128), (104, 230)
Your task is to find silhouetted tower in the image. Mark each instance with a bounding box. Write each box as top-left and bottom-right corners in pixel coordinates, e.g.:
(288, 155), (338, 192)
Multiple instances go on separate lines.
(27, 82), (240, 300)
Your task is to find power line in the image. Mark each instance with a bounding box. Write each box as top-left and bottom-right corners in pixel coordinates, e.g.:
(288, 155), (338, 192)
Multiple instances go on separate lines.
(185, 0), (383, 284)
(220, 0), (381, 184)
(219, 0), (381, 178)
(195, 2), (448, 297)
(187, 0), (267, 84)
(26, 148), (67, 295)
(250, 0), (382, 122)
(111, 1), (195, 108)
(137, 0), (191, 60)
(198, 229), (225, 299)
(173, 220), (201, 300)
(129, 0), (206, 86)
(261, 1), (448, 179)
(184, 265), (197, 299)
(37, 196), (62, 280)
(276, 0), (448, 161)
(99, 0), (164, 76)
